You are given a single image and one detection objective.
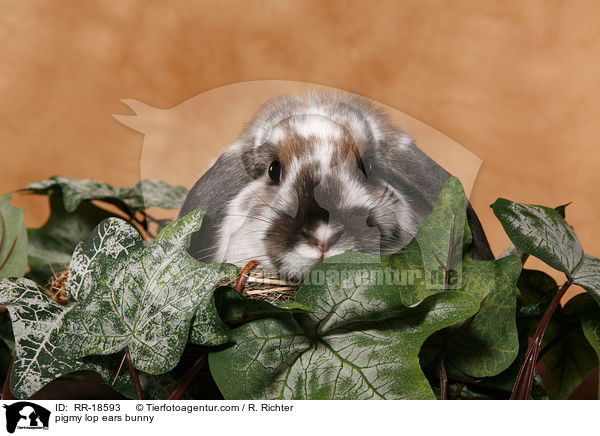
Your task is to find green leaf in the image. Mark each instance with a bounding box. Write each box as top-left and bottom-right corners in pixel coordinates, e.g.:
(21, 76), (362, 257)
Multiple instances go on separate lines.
(517, 269), (558, 318)
(139, 372), (183, 400)
(25, 177), (188, 212)
(0, 278), (134, 398)
(209, 252), (479, 400)
(571, 255), (600, 306)
(0, 278), (71, 397)
(26, 192), (114, 284)
(0, 194), (27, 279)
(215, 287), (312, 325)
(0, 211), (236, 396)
(0, 310), (14, 377)
(491, 199), (583, 276)
(582, 305), (600, 399)
(554, 203), (571, 219)
(540, 293), (598, 399)
(0, 310), (14, 353)
(60, 211), (236, 373)
(414, 177), (470, 291)
(446, 255), (521, 377)
(379, 177), (473, 307)
(380, 240), (432, 307)
(191, 286), (313, 346)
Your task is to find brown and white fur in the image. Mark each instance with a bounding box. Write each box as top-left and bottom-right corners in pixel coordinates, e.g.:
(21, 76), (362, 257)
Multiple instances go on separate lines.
(179, 92), (492, 281)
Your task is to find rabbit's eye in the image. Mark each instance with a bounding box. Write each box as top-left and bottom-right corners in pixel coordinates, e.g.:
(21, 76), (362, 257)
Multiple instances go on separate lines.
(268, 160), (283, 184)
(357, 157), (372, 178)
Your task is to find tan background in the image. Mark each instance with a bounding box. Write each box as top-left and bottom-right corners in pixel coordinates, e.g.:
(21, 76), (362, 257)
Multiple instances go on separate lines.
(1, 0), (599, 301)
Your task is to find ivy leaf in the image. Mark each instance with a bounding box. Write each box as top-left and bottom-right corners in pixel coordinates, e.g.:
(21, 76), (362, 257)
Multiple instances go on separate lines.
(191, 286), (312, 346)
(215, 287), (312, 325)
(492, 198), (600, 307)
(554, 203), (571, 219)
(0, 278), (69, 397)
(26, 192), (114, 285)
(380, 240), (431, 307)
(581, 303), (600, 399)
(0, 310), (14, 377)
(0, 194), (27, 279)
(209, 252), (479, 400)
(25, 177), (188, 213)
(380, 177), (473, 308)
(517, 269), (558, 319)
(60, 211), (237, 373)
(139, 372), (184, 400)
(571, 255), (600, 305)
(415, 177), (470, 290)
(0, 211), (236, 396)
(445, 255), (521, 377)
(540, 293), (598, 399)
(0, 278), (134, 398)
(491, 199), (583, 276)
(0, 310), (14, 353)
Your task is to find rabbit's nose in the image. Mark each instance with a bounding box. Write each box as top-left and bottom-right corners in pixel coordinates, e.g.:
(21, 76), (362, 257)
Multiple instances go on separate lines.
(314, 240), (328, 254)
(311, 227), (343, 253)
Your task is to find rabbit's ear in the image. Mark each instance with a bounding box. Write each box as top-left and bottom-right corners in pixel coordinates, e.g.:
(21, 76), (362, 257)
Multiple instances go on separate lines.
(377, 131), (451, 221)
(179, 148), (252, 262)
(378, 131), (494, 261)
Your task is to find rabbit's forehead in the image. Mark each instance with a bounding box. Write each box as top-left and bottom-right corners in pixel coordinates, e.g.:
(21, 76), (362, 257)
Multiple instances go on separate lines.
(267, 115), (364, 168)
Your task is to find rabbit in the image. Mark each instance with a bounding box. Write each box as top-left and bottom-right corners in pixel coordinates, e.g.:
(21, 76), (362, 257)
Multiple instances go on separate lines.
(179, 92), (493, 281)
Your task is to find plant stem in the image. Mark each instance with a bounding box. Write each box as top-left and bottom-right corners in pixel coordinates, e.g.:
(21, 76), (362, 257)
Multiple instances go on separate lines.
(446, 374), (512, 396)
(510, 280), (571, 400)
(235, 260), (260, 293)
(125, 348), (143, 400)
(450, 382), (465, 400)
(112, 353), (128, 386)
(167, 354), (207, 400)
(436, 216), (456, 400)
(438, 350), (448, 400)
(2, 356), (16, 400)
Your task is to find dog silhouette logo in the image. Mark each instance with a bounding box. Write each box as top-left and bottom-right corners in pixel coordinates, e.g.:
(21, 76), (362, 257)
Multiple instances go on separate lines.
(3, 402), (50, 433)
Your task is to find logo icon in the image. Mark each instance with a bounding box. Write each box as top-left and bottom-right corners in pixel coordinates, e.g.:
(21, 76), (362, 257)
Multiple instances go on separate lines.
(3, 402), (50, 433)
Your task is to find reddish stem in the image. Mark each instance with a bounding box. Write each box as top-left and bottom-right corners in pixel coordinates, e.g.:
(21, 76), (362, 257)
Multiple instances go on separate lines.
(125, 348), (143, 400)
(450, 382), (465, 400)
(438, 353), (448, 400)
(234, 260), (260, 293)
(167, 354), (207, 400)
(511, 280), (571, 400)
(2, 356), (16, 400)
(112, 353), (128, 386)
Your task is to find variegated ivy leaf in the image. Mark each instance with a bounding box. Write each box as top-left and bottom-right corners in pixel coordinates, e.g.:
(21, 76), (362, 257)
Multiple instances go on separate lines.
(491, 199), (583, 276)
(65, 217), (141, 302)
(0, 194), (27, 279)
(59, 210), (237, 373)
(209, 252), (480, 400)
(571, 255), (600, 306)
(415, 177), (470, 290)
(25, 177), (188, 212)
(0, 279), (134, 398)
(1, 210), (237, 396)
(492, 199), (600, 306)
